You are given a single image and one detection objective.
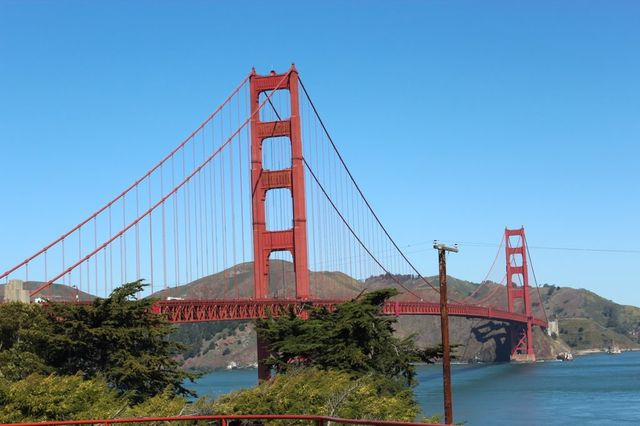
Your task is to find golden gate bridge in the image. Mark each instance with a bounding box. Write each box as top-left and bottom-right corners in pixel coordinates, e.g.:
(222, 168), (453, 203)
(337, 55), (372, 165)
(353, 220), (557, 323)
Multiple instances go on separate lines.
(1, 66), (548, 378)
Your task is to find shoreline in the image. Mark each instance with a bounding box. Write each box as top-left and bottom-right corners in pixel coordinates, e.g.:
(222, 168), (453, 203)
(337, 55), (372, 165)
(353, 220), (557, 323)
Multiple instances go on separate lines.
(573, 347), (640, 356)
(574, 349), (604, 356)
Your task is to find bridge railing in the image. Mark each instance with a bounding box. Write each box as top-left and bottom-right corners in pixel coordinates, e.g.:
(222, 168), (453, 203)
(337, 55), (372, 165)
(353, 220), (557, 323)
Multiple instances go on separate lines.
(0, 414), (441, 426)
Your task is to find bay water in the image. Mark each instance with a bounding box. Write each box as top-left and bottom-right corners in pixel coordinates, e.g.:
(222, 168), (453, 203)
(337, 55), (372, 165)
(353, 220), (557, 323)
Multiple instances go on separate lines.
(188, 351), (640, 425)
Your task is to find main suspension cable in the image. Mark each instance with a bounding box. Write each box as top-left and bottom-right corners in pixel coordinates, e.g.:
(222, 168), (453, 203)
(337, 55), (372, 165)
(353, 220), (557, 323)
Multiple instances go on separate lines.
(264, 80), (432, 299)
(524, 234), (549, 324)
(302, 158), (423, 300)
(297, 76), (440, 294)
(462, 234), (505, 304)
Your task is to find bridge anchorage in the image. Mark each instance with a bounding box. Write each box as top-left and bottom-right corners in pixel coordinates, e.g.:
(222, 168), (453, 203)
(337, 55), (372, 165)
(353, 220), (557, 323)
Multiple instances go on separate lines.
(1, 66), (548, 379)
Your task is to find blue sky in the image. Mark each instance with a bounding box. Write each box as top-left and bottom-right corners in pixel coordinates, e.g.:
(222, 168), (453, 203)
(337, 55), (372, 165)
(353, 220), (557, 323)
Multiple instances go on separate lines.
(1, 1), (639, 306)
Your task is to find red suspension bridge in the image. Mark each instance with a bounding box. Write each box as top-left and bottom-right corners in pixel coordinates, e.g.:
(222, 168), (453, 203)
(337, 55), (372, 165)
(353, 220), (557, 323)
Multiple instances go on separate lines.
(1, 66), (548, 372)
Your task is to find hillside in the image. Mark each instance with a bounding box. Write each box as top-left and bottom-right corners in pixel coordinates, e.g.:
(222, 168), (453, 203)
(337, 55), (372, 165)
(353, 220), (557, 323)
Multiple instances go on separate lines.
(165, 261), (640, 369)
(0, 281), (95, 302)
(150, 260), (412, 301)
(5, 264), (637, 369)
(539, 284), (640, 351)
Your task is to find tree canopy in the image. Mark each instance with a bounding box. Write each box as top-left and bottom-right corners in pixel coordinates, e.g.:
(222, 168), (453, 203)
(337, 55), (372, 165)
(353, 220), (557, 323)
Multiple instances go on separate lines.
(0, 373), (188, 422)
(256, 288), (441, 386)
(218, 290), (444, 422)
(211, 367), (420, 422)
(0, 281), (195, 402)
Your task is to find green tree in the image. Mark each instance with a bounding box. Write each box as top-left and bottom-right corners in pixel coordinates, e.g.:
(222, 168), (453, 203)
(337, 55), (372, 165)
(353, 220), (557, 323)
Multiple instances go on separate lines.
(256, 288), (439, 386)
(0, 373), (190, 422)
(211, 367), (420, 422)
(42, 280), (196, 402)
(0, 281), (196, 402)
(121, 387), (189, 418)
(0, 302), (55, 381)
(0, 347), (52, 381)
(0, 374), (126, 422)
(0, 302), (42, 350)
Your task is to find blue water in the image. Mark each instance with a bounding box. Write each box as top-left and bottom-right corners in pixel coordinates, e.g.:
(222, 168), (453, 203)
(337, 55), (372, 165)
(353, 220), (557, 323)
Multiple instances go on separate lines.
(188, 351), (640, 425)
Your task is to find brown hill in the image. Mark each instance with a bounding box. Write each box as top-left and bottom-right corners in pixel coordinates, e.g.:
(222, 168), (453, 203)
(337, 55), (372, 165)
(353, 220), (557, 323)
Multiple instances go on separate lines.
(0, 281), (95, 303)
(163, 262), (576, 368)
(538, 285), (640, 351)
(166, 262), (640, 369)
(5, 263), (636, 369)
(151, 260), (367, 301)
(150, 260), (473, 303)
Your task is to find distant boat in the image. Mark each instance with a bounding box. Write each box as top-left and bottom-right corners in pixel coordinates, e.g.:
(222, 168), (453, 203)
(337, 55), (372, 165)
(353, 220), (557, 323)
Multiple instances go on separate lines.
(470, 354), (483, 364)
(557, 352), (574, 361)
(608, 342), (622, 355)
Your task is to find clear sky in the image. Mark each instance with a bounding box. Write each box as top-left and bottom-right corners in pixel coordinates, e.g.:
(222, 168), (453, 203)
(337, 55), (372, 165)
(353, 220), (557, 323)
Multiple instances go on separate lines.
(1, 1), (639, 306)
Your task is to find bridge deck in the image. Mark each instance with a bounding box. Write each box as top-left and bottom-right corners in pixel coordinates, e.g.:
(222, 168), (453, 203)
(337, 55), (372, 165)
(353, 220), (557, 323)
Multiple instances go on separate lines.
(153, 299), (548, 328)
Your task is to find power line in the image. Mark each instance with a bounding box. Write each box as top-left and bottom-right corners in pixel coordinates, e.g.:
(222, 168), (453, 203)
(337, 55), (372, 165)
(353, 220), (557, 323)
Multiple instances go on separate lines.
(404, 240), (640, 254)
(528, 245), (640, 254)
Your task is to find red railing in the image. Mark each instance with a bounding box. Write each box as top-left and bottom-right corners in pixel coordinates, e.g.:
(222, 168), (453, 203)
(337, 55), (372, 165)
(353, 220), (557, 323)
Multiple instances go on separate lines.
(0, 414), (442, 426)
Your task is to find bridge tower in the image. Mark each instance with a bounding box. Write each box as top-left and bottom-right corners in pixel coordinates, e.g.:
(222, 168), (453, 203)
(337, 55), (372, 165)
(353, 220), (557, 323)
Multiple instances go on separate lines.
(505, 227), (536, 362)
(250, 66), (310, 301)
(250, 67), (310, 381)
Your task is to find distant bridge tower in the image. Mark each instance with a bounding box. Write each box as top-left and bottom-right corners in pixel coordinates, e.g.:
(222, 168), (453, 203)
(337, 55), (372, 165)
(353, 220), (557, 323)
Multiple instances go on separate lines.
(505, 227), (535, 362)
(249, 66), (310, 300)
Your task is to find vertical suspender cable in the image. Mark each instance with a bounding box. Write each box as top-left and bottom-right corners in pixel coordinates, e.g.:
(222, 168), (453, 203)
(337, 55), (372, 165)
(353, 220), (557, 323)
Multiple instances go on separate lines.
(230, 96), (238, 298)
(211, 123), (218, 276)
(202, 131), (210, 278)
(62, 238), (65, 286)
(221, 112), (228, 299)
(238, 91), (247, 297)
(78, 228), (82, 291)
(149, 179), (155, 295)
(173, 156), (179, 287)
(108, 205), (113, 292)
(122, 197), (127, 283)
(135, 185), (140, 280)
(94, 217), (98, 296)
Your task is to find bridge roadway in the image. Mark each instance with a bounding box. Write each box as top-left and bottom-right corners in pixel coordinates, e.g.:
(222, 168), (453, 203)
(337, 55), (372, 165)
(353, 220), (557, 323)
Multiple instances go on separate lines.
(153, 299), (548, 328)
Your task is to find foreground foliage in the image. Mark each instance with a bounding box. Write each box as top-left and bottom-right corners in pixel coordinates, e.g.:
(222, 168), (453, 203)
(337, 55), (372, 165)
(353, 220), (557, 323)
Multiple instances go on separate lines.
(0, 281), (195, 402)
(0, 286), (439, 423)
(256, 288), (441, 386)
(211, 367), (420, 422)
(0, 374), (188, 422)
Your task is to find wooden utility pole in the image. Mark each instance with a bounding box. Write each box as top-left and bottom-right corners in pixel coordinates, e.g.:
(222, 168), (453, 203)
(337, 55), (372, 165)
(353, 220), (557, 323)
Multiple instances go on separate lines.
(433, 241), (458, 425)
